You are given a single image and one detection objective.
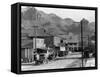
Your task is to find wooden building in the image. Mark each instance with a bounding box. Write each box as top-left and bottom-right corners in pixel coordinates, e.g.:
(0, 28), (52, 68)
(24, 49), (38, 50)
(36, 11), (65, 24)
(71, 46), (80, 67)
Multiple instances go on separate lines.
(21, 28), (54, 63)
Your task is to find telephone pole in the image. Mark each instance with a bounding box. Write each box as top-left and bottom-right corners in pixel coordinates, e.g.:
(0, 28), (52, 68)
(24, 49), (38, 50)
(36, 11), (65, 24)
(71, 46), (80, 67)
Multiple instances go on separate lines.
(87, 35), (89, 49)
(80, 20), (84, 67)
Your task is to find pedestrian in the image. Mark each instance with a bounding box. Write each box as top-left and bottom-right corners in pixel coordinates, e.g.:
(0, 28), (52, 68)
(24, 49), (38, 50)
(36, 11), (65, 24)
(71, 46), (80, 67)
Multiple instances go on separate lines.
(83, 47), (89, 66)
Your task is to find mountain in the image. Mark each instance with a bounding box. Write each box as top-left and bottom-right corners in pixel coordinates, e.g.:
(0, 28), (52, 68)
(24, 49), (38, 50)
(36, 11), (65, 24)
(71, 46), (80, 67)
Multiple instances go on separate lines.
(88, 22), (95, 32)
(22, 7), (37, 20)
(22, 7), (67, 35)
(64, 18), (74, 26)
(21, 7), (95, 40)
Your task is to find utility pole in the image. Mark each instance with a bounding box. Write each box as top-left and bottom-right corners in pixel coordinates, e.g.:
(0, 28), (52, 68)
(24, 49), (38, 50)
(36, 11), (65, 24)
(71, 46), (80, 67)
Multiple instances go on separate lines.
(33, 11), (40, 50)
(80, 20), (84, 67)
(87, 35), (89, 49)
(32, 10), (39, 62)
(33, 26), (38, 50)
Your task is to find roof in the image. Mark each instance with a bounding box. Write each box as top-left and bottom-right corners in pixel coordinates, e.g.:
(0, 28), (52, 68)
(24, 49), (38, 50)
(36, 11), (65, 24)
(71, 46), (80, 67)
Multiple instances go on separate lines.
(58, 43), (66, 46)
(22, 28), (52, 38)
(21, 28), (54, 48)
(21, 33), (29, 39)
(21, 39), (33, 48)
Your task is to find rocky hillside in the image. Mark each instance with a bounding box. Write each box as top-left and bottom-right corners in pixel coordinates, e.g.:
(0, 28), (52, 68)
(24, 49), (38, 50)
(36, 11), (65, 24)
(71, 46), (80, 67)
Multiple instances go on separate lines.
(21, 7), (95, 40)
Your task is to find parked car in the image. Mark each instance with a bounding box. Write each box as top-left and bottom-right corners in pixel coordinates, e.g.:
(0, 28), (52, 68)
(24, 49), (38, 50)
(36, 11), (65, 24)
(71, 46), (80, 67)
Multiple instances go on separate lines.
(33, 48), (56, 65)
(55, 46), (68, 57)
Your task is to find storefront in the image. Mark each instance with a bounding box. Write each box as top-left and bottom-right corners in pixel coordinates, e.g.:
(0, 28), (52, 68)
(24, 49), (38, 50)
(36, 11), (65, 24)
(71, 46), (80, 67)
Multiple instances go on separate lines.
(21, 28), (54, 63)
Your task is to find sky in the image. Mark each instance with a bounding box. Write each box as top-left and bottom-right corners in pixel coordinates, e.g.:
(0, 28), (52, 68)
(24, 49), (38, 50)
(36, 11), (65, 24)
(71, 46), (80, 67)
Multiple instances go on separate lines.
(22, 6), (95, 22)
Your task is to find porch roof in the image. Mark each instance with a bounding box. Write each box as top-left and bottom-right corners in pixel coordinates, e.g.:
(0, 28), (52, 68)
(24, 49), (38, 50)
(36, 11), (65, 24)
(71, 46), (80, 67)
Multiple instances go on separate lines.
(21, 39), (33, 48)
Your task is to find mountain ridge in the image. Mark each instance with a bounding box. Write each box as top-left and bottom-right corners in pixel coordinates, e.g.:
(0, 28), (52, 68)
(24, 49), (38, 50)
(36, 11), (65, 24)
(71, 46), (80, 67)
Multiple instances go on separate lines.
(21, 7), (95, 40)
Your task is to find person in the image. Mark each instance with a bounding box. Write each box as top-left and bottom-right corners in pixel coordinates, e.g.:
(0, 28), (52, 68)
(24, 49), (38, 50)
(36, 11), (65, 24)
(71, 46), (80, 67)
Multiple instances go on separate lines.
(43, 47), (51, 64)
(33, 51), (40, 65)
(83, 47), (89, 66)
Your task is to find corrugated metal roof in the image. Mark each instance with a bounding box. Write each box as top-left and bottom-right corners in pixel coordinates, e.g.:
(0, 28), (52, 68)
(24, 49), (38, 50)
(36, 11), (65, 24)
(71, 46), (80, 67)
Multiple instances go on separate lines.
(21, 28), (53, 48)
(21, 39), (33, 48)
(22, 28), (51, 37)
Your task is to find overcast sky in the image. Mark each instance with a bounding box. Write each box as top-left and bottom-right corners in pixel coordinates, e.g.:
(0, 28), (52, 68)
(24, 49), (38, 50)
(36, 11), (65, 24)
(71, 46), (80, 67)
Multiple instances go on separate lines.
(22, 6), (95, 22)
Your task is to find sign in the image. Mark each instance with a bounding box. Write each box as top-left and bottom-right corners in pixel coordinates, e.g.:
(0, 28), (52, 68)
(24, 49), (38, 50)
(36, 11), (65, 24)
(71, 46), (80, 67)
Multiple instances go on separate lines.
(60, 46), (66, 51)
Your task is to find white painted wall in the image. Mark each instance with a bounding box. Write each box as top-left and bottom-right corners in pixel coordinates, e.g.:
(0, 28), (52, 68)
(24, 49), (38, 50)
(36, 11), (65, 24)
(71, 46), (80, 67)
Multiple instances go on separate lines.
(54, 36), (61, 46)
(33, 38), (45, 49)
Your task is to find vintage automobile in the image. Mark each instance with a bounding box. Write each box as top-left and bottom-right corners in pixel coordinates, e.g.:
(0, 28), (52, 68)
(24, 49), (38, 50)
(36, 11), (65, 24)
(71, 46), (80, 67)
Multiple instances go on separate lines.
(55, 46), (68, 57)
(33, 48), (56, 65)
